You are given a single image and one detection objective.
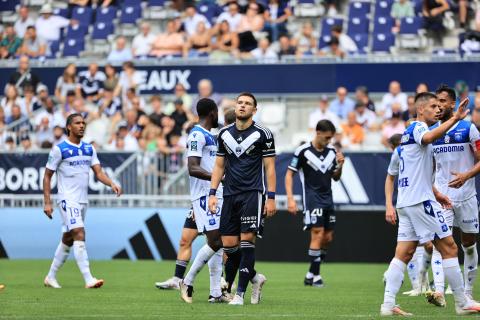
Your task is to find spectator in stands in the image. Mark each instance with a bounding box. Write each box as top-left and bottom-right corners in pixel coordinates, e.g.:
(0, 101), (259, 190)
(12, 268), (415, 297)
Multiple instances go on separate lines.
(263, 0), (291, 42)
(3, 136), (15, 151)
(210, 21), (239, 59)
(97, 87), (122, 121)
(0, 25), (22, 59)
(36, 4), (75, 43)
(353, 101), (377, 131)
(55, 63), (80, 104)
(35, 115), (54, 148)
(150, 19), (185, 58)
(455, 80), (476, 111)
(36, 84), (49, 108)
(422, 0), (449, 45)
(416, 82), (429, 94)
(103, 63), (118, 91)
(1, 86), (21, 119)
(277, 34), (296, 58)
(341, 111), (365, 148)
(61, 90), (77, 116)
(293, 22), (317, 57)
(402, 95), (417, 121)
(149, 95), (167, 128)
(35, 97), (65, 132)
(381, 110), (405, 147)
(18, 84), (41, 117)
(183, 5), (211, 36)
(183, 21), (212, 58)
(391, 0), (415, 33)
(453, 0), (469, 29)
(476, 7), (480, 31)
(8, 55), (40, 95)
(78, 63), (106, 102)
(355, 86), (375, 112)
(70, 98), (93, 120)
(330, 86), (355, 119)
(18, 26), (47, 58)
(14, 6), (35, 38)
(165, 83), (193, 114)
(248, 37), (278, 62)
(132, 22), (156, 57)
(191, 79), (223, 116)
(308, 94), (342, 132)
(331, 25), (357, 53)
(124, 88), (146, 114)
(217, 1), (243, 32)
(107, 121), (139, 151)
(170, 99), (191, 135)
(18, 133), (37, 152)
(325, 0), (339, 16)
(6, 105), (25, 125)
(379, 80), (408, 117)
(115, 61), (142, 102)
(139, 120), (161, 152)
(238, 2), (265, 32)
(52, 125), (67, 145)
(108, 36), (133, 63)
(319, 37), (345, 58)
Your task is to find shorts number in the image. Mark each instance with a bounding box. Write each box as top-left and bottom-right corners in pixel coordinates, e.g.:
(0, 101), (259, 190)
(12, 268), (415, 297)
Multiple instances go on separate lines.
(67, 207), (80, 218)
(437, 211), (445, 224)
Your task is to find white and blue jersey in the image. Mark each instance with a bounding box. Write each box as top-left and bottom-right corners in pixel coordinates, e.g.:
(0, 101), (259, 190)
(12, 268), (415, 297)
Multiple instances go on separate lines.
(46, 139), (100, 204)
(186, 125), (223, 201)
(396, 121), (435, 208)
(431, 120), (480, 202)
(387, 146), (401, 176)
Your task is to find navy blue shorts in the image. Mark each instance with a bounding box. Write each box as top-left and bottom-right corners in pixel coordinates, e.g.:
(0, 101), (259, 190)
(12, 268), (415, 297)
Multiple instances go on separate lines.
(220, 191), (265, 237)
(183, 207), (198, 230)
(303, 207), (336, 231)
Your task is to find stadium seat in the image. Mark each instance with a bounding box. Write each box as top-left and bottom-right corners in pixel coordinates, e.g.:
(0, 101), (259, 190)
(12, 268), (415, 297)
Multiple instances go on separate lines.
(71, 6), (93, 28)
(47, 40), (60, 58)
(348, 1), (371, 18)
(350, 33), (369, 51)
(412, 0), (423, 15)
(95, 6), (117, 23)
(120, 5), (142, 24)
(0, 0), (19, 12)
(65, 24), (88, 40)
(348, 17), (369, 35)
(91, 22), (114, 40)
(373, 16), (395, 34)
(53, 8), (69, 19)
(399, 17), (423, 34)
(148, 0), (166, 7)
(122, 0), (141, 6)
(62, 38), (85, 57)
(371, 33), (395, 52)
(374, 0), (394, 17)
(318, 35), (331, 49)
(321, 17), (344, 36)
(197, 1), (222, 24)
(432, 49), (458, 56)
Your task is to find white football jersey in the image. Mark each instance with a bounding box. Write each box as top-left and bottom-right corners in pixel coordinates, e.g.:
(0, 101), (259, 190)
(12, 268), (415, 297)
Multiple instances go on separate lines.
(186, 125), (223, 201)
(396, 121), (435, 208)
(431, 120), (480, 201)
(387, 147), (401, 176)
(46, 139), (100, 204)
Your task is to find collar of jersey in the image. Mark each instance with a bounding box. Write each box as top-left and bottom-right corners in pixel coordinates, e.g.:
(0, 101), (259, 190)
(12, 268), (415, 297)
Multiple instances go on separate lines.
(64, 139), (82, 148)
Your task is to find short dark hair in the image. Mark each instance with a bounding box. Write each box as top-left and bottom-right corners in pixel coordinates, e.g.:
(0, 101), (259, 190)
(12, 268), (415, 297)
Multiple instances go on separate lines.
(329, 36), (340, 46)
(316, 119), (336, 133)
(236, 92), (257, 107)
(331, 25), (342, 33)
(414, 92), (436, 104)
(224, 108), (236, 125)
(356, 86), (369, 95)
(435, 84), (456, 101)
(26, 25), (36, 31)
(389, 133), (402, 149)
(65, 113), (83, 135)
(196, 98), (217, 117)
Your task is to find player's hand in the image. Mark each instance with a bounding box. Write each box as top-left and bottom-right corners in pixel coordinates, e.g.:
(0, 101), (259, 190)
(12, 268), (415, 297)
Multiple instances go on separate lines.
(264, 198), (276, 217)
(44, 203), (53, 220)
(111, 183), (122, 197)
(287, 197), (298, 215)
(435, 192), (452, 209)
(448, 171), (469, 189)
(208, 195), (218, 214)
(385, 206), (397, 225)
(336, 151), (345, 167)
(453, 97), (470, 121)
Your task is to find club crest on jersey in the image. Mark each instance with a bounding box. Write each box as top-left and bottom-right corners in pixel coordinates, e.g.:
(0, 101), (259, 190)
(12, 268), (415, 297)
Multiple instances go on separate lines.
(444, 135), (450, 143)
(235, 146), (242, 156)
(454, 132), (463, 142)
(266, 142), (272, 148)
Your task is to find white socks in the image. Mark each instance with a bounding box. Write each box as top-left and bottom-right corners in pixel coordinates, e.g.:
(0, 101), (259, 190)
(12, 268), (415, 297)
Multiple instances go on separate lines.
(383, 258), (406, 308)
(418, 248), (432, 290)
(47, 242), (71, 279)
(208, 248), (223, 298)
(406, 247), (423, 289)
(462, 244), (478, 296)
(443, 257), (467, 306)
(184, 244), (215, 286)
(73, 241), (94, 284)
(431, 247), (445, 293)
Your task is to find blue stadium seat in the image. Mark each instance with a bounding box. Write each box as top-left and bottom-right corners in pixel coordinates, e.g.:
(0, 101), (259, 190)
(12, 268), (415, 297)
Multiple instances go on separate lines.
(372, 33), (395, 52)
(122, 0), (141, 6)
(71, 6), (93, 28)
(373, 16), (395, 34)
(399, 17), (423, 34)
(412, 0), (423, 15)
(53, 8), (69, 19)
(197, 1), (222, 23)
(148, 0), (166, 6)
(96, 6), (117, 23)
(432, 48), (457, 56)
(318, 35), (331, 49)
(62, 38), (85, 57)
(0, 0), (19, 12)
(348, 17), (369, 35)
(350, 33), (369, 51)
(374, 0), (394, 17)
(348, 1), (371, 18)
(120, 5), (141, 24)
(297, 0), (315, 4)
(48, 40), (60, 58)
(91, 22), (114, 40)
(65, 24), (88, 40)
(321, 17), (344, 36)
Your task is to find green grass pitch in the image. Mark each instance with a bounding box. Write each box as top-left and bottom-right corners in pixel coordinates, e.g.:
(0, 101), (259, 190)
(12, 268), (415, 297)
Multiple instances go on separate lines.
(0, 260), (479, 319)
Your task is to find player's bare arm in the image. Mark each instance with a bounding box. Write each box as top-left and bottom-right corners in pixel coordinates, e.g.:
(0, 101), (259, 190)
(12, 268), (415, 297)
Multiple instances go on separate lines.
(421, 97), (470, 145)
(332, 151), (344, 181)
(449, 148), (480, 188)
(188, 157), (212, 181)
(43, 168), (55, 219)
(384, 174), (396, 225)
(208, 155), (225, 213)
(92, 164), (122, 196)
(432, 186), (452, 209)
(263, 156), (276, 217)
(285, 169), (298, 215)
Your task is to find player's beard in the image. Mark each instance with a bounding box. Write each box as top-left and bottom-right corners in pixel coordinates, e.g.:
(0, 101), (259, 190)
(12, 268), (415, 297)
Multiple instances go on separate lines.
(236, 112), (252, 121)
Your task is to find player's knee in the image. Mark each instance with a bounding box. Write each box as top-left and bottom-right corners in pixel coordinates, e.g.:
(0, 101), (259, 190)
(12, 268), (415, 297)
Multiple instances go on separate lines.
(62, 233), (73, 247)
(461, 233), (476, 248)
(179, 236), (192, 249)
(437, 238), (458, 258)
(207, 238), (223, 251)
(424, 242), (433, 253)
(70, 228), (85, 241)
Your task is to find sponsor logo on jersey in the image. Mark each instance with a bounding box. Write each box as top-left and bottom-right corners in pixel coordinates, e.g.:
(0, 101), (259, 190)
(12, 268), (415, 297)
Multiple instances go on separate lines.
(433, 145), (465, 154)
(190, 141), (197, 151)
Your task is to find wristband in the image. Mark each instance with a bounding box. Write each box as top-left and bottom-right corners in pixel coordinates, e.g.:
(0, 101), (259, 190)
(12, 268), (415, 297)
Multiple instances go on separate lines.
(267, 191), (275, 199)
(209, 188), (217, 196)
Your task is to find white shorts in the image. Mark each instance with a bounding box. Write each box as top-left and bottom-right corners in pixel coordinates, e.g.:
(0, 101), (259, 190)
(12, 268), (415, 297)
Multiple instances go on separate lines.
(192, 195), (223, 233)
(445, 196), (479, 233)
(397, 200), (452, 244)
(58, 199), (87, 233)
